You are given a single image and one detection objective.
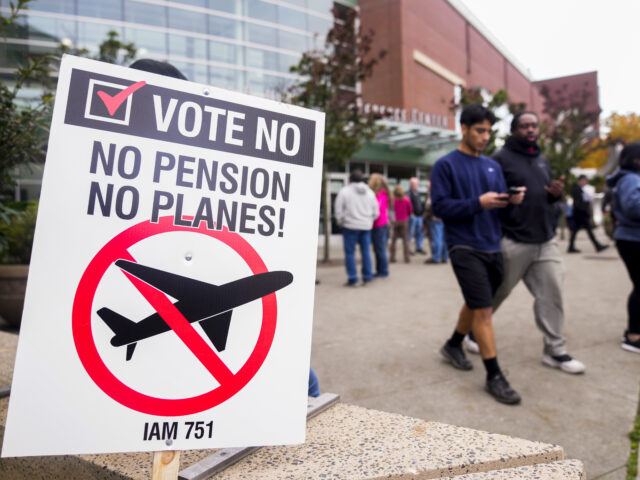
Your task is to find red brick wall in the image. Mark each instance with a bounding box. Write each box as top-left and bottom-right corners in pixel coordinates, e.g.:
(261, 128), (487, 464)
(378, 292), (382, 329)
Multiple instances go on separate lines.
(534, 71), (600, 116)
(358, 0), (404, 108)
(360, 0), (557, 131)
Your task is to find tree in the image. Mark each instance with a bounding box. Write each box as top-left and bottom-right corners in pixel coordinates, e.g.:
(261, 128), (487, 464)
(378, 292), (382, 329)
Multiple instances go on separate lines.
(582, 113), (640, 170)
(0, 2), (137, 195)
(449, 86), (521, 156)
(0, 0), (138, 263)
(0, 0), (52, 191)
(537, 83), (601, 180)
(286, 6), (386, 262)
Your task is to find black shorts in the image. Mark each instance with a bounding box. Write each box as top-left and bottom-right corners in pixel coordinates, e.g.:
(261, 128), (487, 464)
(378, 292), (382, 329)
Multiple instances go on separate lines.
(449, 248), (504, 309)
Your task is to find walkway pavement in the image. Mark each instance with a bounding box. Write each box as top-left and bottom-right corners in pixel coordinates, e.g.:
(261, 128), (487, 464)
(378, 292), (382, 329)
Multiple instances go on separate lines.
(313, 230), (639, 479)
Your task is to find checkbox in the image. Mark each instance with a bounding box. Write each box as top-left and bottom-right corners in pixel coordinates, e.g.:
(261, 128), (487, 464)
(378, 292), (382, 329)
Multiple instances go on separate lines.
(84, 79), (133, 125)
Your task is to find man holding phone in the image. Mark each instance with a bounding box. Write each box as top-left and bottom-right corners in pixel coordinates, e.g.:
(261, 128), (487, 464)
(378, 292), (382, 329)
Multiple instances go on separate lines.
(431, 104), (525, 405)
(476, 111), (586, 375)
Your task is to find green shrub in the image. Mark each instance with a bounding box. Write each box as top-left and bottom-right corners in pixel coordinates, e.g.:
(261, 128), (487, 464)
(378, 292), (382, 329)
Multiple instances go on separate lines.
(0, 200), (38, 264)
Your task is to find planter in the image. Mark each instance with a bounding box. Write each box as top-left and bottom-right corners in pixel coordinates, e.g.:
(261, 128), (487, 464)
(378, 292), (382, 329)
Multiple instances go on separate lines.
(0, 265), (29, 328)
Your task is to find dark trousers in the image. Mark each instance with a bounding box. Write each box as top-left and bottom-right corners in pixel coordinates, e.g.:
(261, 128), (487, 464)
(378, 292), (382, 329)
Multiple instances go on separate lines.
(568, 221), (602, 251)
(616, 239), (640, 334)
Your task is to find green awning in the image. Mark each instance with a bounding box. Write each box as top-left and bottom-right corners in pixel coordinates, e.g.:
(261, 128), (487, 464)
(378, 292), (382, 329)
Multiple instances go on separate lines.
(353, 120), (460, 167)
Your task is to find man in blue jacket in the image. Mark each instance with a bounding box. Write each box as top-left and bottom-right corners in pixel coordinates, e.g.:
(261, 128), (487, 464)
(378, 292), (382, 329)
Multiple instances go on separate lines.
(431, 104), (524, 405)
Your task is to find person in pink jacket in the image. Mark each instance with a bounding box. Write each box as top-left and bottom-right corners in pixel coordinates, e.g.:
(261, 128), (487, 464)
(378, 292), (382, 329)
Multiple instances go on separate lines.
(390, 184), (413, 263)
(369, 174), (391, 277)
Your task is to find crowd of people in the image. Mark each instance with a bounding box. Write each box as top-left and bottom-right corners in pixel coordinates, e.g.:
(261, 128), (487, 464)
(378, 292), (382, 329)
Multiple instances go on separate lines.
(333, 104), (640, 405)
(334, 170), (451, 284)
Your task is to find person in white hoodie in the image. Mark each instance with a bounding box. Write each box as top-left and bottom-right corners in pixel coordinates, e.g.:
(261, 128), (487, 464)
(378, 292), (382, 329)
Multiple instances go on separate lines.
(334, 170), (380, 286)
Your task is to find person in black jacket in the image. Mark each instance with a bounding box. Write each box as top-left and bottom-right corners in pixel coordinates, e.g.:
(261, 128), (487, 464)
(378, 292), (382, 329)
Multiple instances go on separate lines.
(467, 111), (586, 374)
(568, 174), (609, 253)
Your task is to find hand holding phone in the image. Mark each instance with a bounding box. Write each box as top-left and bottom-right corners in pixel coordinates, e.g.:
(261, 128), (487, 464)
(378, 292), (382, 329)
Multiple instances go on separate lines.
(508, 186), (522, 196)
(507, 186), (526, 205)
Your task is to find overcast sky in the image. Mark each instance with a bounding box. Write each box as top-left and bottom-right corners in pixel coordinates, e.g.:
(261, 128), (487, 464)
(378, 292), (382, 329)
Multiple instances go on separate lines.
(458, 0), (640, 120)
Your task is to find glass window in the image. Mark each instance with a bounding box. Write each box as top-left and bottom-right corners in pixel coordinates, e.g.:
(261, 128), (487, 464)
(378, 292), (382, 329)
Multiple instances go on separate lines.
(125, 28), (167, 56)
(1, 15), (27, 39)
(277, 5), (306, 31)
(28, 16), (75, 43)
(1, 43), (29, 69)
(278, 30), (308, 53)
(208, 15), (238, 39)
(168, 33), (207, 59)
(170, 61), (194, 82)
(78, 0), (122, 21)
(193, 63), (209, 84)
(278, 52), (300, 73)
(178, 0), (205, 6)
(247, 0), (276, 23)
(78, 22), (122, 49)
(125, 1), (166, 28)
(208, 39), (237, 64)
(246, 48), (278, 71)
(247, 24), (276, 47)
(306, 0), (332, 15)
(246, 71), (266, 96)
(168, 7), (206, 34)
(210, 68), (239, 91)
(308, 14), (331, 37)
(247, 71), (289, 98)
(29, 0), (75, 15)
(171, 61), (208, 84)
(207, 0), (238, 14)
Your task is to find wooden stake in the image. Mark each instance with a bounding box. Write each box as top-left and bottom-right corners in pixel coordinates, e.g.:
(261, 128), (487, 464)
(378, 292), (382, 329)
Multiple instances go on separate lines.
(152, 450), (181, 480)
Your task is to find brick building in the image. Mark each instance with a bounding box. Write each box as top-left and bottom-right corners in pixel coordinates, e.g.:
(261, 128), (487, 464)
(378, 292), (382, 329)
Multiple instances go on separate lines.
(342, 0), (599, 182)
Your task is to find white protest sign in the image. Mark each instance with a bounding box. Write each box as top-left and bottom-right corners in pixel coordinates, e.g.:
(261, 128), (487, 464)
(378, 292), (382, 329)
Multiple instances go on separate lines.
(2, 55), (324, 457)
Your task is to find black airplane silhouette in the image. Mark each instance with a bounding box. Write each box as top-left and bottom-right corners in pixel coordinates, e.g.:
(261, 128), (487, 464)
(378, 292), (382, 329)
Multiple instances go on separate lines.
(97, 259), (293, 361)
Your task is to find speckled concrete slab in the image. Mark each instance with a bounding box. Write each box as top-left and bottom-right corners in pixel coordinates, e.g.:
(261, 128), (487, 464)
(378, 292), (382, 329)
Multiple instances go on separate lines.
(0, 332), (18, 388)
(443, 459), (584, 479)
(0, 398), (566, 480)
(205, 402), (563, 480)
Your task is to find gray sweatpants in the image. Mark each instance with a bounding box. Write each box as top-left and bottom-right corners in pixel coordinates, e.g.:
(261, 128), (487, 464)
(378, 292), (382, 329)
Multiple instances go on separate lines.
(492, 236), (567, 356)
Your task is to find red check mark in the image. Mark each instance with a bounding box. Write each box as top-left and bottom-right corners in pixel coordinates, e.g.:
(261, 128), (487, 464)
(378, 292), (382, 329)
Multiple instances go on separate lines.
(96, 81), (147, 116)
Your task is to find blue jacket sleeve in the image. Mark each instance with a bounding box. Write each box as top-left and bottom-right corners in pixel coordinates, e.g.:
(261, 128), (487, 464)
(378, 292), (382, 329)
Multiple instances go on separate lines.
(430, 160), (483, 220)
(619, 174), (640, 219)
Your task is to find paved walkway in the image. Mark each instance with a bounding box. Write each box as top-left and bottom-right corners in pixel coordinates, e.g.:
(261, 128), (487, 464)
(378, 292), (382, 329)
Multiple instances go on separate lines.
(313, 230), (639, 479)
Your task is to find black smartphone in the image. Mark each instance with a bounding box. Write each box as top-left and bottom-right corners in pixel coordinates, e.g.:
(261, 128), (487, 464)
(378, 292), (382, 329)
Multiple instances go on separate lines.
(507, 186), (521, 196)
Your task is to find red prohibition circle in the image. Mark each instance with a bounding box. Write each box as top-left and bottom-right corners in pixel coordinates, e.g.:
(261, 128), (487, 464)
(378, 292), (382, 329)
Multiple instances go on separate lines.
(72, 216), (277, 416)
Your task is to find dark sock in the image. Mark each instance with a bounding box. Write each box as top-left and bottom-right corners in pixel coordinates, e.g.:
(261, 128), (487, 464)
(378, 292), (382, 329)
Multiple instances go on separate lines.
(483, 357), (501, 379)
(468, 330), (476, 342)
(447, 330), (465, 348)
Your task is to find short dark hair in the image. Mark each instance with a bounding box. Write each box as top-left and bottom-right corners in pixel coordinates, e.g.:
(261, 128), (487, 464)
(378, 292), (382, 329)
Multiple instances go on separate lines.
(349, 170), (364, 183)
(510, 111), (539, 132)
(460, 104), (496, 127)
(619, 142), (640, 172)
(577, 174), (587, 181)
(129, 59), (188, 80)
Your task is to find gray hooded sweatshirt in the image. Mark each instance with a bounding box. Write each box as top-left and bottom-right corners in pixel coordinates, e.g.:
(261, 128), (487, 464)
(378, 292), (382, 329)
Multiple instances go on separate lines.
(334, 182), (379, 230)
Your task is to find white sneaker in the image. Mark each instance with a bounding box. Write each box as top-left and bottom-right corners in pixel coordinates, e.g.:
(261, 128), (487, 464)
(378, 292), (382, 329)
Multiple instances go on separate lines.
(542, 354), (586, 374)
(463, 335), (480, 354)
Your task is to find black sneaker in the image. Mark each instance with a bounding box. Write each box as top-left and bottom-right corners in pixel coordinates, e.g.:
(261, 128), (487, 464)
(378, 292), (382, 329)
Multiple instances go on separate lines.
(440, 342), (473, 370)
(596, 244), (610, 253)
(567, 247), (581, 253)
(622, 331), (640, 354)
(486, 373), (521, 405)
